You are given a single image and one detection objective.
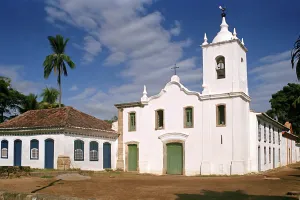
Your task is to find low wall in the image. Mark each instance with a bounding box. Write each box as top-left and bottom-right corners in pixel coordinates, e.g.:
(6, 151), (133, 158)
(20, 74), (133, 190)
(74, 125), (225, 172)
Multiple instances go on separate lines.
(0, 191), (94, 200)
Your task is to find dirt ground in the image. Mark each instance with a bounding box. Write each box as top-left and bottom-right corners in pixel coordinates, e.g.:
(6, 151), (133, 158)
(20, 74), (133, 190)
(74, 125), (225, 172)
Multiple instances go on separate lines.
(0, 164), (300, 200)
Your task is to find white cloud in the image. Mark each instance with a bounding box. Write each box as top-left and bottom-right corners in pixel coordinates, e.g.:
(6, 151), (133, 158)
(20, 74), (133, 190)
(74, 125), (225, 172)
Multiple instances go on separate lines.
(259, 50), (290, 63)
(45, 0), (201, 119)
(69, 87), (96, 100)
(249, 50), (298, 112)
(69, 85), (78, 91)
(104, 52), (126, 66)
(170, 20), (181, 36)
(0, 65), (40, 95)
(82, 35), (102, 64)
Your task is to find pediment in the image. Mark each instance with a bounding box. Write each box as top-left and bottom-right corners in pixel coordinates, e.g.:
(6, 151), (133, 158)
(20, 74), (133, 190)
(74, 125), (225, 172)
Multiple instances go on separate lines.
(158, 132), (189, 142)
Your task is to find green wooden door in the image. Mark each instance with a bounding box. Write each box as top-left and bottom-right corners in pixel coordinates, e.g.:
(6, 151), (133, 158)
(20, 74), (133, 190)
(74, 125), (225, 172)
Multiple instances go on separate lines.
(128, 144), (138, 171)
(167, 143), (183, 175)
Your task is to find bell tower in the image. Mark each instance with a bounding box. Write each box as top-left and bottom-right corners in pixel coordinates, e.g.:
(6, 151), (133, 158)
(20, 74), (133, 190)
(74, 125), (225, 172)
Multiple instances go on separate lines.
(201, 9), (248, 96)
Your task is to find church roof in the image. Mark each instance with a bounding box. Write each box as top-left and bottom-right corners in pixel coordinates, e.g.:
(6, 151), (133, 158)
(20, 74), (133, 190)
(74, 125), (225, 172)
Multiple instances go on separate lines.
(0, 107), (116, 134)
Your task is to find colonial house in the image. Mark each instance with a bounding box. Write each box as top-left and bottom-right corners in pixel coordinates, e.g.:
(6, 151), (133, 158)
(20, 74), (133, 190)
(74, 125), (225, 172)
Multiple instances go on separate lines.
(113, 13), (300, 175)
(0, 107), (118, 170)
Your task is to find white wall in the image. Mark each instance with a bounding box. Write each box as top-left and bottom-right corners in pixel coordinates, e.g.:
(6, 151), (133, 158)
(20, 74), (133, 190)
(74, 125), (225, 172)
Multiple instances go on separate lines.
(0, 133), (117, 170)
(122, 78), (250, 176)
(0, 134), (64, 169)
(202, 41), (248, 95)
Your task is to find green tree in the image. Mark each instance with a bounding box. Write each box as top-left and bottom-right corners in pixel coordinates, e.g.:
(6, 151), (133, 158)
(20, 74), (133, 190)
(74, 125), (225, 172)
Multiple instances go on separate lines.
(20, 93), (39, 113)
(41, 87), (59, 104)
(104, 116), (118, 124)
(291, 36), (300, 107)
(43, 35), (75, 108)
(267, 83), (300, 134)
(0, 77), (25, 122)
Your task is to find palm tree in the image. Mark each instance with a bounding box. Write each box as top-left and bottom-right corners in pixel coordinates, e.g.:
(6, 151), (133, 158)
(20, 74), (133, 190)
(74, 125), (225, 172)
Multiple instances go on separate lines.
(41, 87), (59, 104)
(43, 35), (75, 108)
(19, 93), (39, 113)
(291, 36), (300, 107)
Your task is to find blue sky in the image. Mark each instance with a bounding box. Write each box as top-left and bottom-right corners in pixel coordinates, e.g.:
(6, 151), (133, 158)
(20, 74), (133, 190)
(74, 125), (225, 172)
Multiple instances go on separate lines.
(0, 0), (299, 119)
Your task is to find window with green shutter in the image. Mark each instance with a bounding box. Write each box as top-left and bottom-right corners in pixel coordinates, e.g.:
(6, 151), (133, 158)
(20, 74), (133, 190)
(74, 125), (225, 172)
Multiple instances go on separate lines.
(129, 112), (136, 131)
(185, 107), (193, 128)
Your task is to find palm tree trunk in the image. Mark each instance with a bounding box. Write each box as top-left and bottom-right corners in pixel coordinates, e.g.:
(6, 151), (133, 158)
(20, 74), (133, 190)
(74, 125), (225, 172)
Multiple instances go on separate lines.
(58, 73), (62, 108)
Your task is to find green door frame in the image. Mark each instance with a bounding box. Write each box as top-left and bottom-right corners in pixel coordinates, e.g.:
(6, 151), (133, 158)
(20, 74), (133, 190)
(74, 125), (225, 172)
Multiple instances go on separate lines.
(125, 141), (139, 172)
(163, 140), (185, 175)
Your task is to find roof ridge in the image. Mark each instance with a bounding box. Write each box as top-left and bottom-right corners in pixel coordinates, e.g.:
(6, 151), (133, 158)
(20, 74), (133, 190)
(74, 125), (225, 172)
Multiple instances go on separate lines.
(64, 106), (72, 127)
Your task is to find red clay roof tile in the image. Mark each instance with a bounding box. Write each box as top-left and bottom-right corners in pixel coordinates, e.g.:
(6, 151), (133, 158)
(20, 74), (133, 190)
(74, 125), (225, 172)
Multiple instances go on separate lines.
(0, 107), (114, 133)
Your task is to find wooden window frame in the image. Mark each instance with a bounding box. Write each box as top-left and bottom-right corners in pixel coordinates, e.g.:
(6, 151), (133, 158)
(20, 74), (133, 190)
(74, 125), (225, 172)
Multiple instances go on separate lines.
(269, 125), (271, 143)
(1, 140), (8, 159)
(264, 123), (266, 142)
(30, 139), (39, 160)
(74, 140), (84, 161)
(128, 112), (136, 132)
(258, 120), (261, 141)
(89, 141), (99, 161)
(155, 109), (165, 130)
(184, 106), (194, 128)
(216, 104), (226, 127)
(264, 147), (266, 164)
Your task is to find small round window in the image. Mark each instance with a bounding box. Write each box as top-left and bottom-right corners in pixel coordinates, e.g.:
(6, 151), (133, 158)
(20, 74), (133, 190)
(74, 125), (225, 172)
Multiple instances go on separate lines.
(241, 57), (244, 62)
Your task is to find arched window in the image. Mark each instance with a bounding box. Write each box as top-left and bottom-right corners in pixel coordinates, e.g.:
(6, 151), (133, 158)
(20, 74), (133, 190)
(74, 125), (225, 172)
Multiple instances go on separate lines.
(1, 140), (8, 159)
(90, 141), (98, 161)
(74, 140), (84, 161)
(30, 139), (39, 160)
(216, 56), (225, 79)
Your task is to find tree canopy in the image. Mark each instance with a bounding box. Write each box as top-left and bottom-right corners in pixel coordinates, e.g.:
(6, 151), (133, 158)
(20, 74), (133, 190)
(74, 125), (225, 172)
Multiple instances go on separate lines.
(0, 77), (25, 122)
(43, 35), (75, 108)
(266, 83), (300, 134)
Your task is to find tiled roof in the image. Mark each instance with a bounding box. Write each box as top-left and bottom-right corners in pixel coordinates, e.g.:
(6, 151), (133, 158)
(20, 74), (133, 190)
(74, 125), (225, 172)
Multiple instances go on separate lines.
(0, 107), (115, 134)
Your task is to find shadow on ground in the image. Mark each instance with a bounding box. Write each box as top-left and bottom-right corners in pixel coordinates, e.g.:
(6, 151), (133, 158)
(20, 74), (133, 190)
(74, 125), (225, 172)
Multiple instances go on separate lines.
(175, 190), (297, 200)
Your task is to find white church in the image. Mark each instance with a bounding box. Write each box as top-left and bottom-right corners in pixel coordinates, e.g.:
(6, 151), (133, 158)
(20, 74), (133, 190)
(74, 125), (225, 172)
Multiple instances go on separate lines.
(0, 11), (299, 175)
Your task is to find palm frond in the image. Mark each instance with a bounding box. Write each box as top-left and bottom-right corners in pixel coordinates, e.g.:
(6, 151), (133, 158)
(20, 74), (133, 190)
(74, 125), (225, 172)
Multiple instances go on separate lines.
(48, 36), (59, 54)
(62, 54), (75, 69)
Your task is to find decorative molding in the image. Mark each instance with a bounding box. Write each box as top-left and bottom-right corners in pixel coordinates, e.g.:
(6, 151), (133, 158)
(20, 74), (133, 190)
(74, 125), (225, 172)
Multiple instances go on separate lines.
(158, 132), (189, 142)
(201, 39), (248, 52)
(148, 81), (201, 102)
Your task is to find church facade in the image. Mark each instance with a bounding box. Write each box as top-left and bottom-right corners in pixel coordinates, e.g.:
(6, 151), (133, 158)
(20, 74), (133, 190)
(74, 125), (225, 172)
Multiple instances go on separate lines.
(114, 14), (300, 175)
(0, 13), (299, 175)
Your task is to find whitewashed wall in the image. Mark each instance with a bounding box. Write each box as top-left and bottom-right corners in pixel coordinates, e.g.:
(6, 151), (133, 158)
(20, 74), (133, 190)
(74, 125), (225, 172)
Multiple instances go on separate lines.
(0, 133), (117, 170)
(122, 77), (250, 176)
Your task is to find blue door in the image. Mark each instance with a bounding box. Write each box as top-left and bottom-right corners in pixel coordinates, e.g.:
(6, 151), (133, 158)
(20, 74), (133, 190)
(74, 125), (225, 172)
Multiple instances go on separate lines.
(14, 140), (22, 166)
(45, 139), (54, 169)
(103, 143), (111, 168)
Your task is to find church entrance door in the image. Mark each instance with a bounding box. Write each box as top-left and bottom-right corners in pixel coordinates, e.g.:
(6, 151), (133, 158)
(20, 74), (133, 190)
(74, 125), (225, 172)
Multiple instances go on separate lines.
(167, 143), (183, 175)
(128, 144), (138, 171)
(45, 139), (54, 169)
(14, 140), (22, 166)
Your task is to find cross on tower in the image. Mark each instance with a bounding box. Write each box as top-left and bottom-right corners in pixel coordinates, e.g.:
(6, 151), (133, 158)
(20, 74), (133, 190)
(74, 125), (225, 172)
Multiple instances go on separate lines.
(171, 64), (179, 75)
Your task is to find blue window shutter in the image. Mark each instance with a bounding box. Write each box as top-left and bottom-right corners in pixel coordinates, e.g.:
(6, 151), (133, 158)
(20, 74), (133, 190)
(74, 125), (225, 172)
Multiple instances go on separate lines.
(1, 140), (8, 149)
(90, 141), (98, 151)
(30, 140), (39, 149)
